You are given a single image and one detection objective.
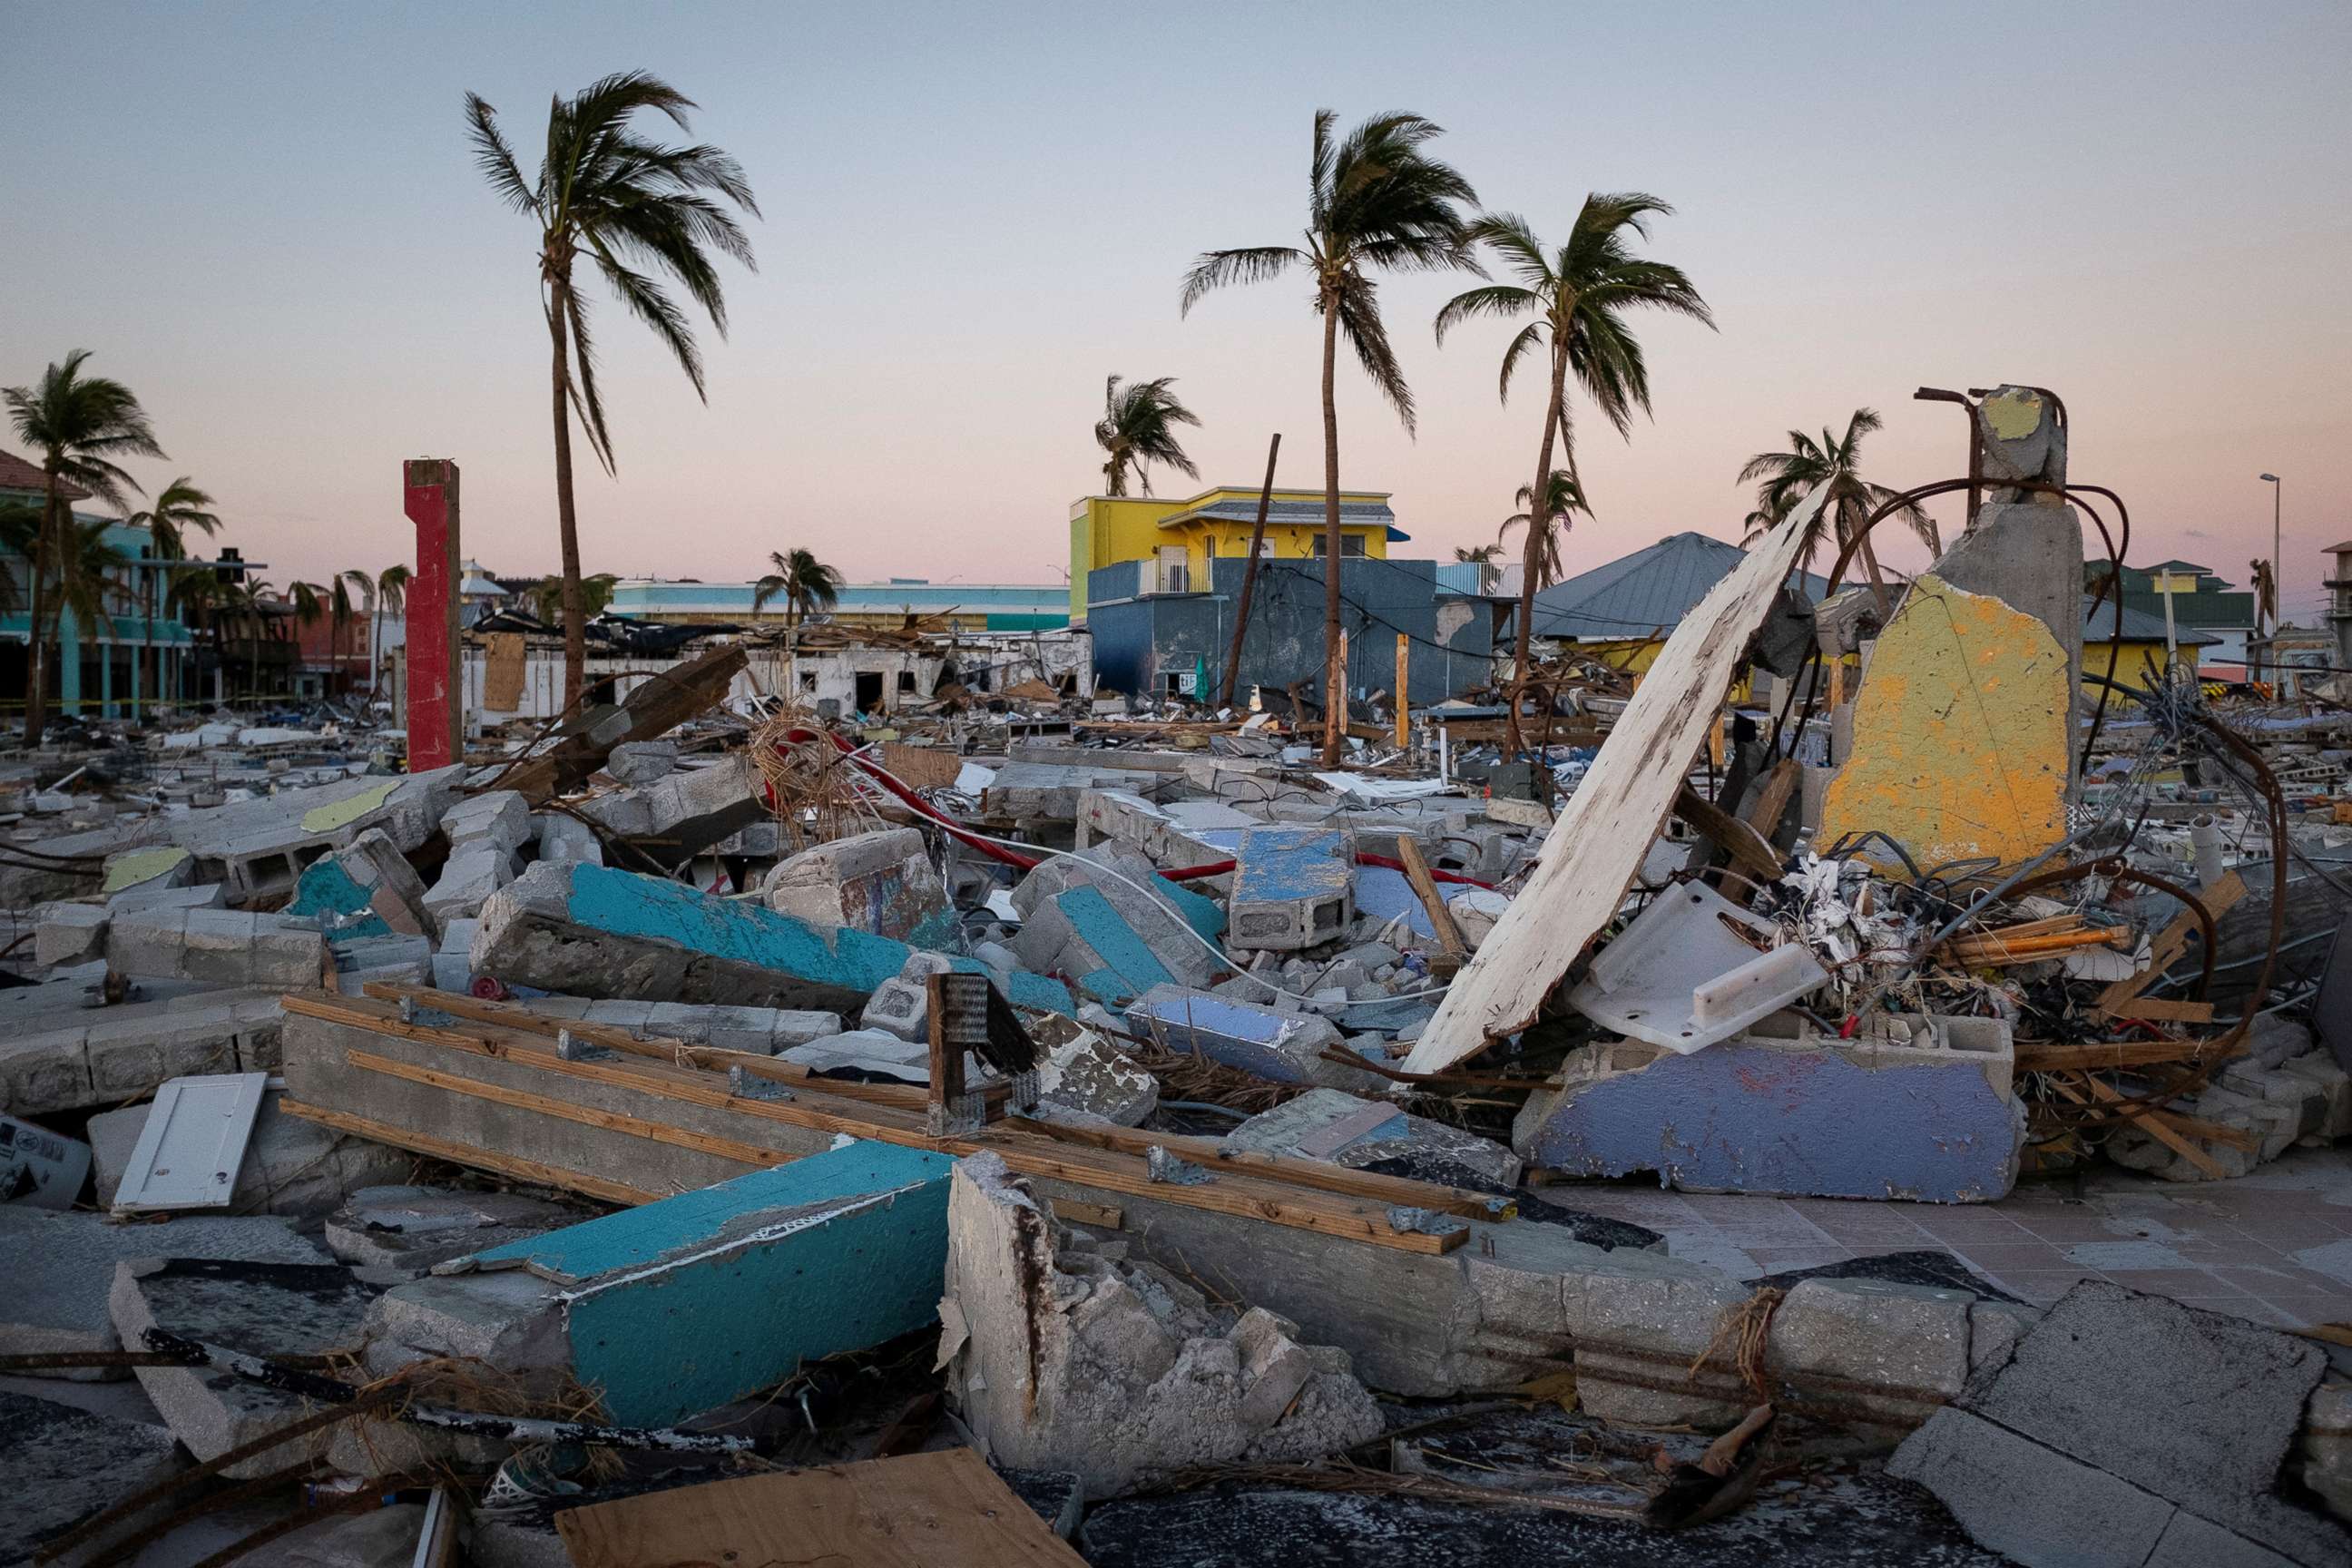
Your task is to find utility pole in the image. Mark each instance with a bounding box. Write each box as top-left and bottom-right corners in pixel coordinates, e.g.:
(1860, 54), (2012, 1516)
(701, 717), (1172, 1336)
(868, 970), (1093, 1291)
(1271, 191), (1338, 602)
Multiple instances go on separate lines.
(1217, 434), (1280, 711)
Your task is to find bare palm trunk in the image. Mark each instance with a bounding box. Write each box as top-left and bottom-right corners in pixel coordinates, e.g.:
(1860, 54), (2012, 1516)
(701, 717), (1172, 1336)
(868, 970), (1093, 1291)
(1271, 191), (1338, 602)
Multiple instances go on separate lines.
(1318, 299), (1345, 766)
(1506, 350), (1569, 758)
(22, 481), (62, 740)
(547, 274), (587, 712)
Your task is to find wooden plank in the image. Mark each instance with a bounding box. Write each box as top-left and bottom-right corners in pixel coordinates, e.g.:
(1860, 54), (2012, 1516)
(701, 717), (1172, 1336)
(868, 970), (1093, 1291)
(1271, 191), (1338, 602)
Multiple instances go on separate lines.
(2095, 869), (2248, 1012)
(295, 996), (1469, 1255)
(2098, 996), (2217, 1024)
(1399, 487), (1830, 1078)
(1394, 632), (1410, 750)
(877, 741), (963, 792)
(2017, 1038), (2242, 1072)
(279, 1100), (660, 1205)
(1673, 783), (1784, 881)
(503, 642), (748, 805)
(2073, 1074), (2228, 1179)
(348, 1050), (803, 1172)
(1394, 837), (1470, 967)
(557, 1447), (1084, 1568)
(1743, 758), (1801, 838)
(1050, 1198), (1124, 1230)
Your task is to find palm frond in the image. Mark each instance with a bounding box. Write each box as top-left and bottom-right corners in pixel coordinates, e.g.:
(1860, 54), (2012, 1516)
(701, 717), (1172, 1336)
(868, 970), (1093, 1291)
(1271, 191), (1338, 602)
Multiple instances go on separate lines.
(1179, 247), (1303, 315)
(463, 93), (540, 214)
(1432, 284), (1539, 345)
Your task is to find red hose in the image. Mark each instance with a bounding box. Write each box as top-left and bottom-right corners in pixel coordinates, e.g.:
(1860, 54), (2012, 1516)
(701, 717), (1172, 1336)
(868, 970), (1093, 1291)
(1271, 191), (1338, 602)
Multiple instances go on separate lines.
(774, 730), (1494, 891)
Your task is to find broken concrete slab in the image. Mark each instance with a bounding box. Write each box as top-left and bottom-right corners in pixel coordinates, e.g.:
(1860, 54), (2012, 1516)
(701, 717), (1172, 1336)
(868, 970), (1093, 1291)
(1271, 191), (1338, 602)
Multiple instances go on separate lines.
(575, 752), (766, 867)
(287, 828), (436, 944)
(163, 767), (466, 902)
(1513, 1014), (2023, 1203)
(0, 1209), (327, 1376)
(33, 901), (110, 965)
(1221, 1088), (1520, 1188)
(605, 740), (678, 786)
(1818, 573), (2073, 874)
(0, 1387), (184, 1568)
(940, 1151), (1384, 1496)
(1027, 1012), (1160, 1127)
(533, 810), (603, 867)
(473, 860), (1073, 1016)
(1125, 985), (1384, 1092)
(90, 1088), (415, 1217)
(1013, 885), (1185, 1005)
(1009, 845), (1226, 987)
(324, 1185), (583, 1279)
(1226, 828), (1356, 953)
(440, 789), (532, 854)
(985, 760), (1177, 822)
(421, 841), (514, 926)
(362, 1141), (956, 1426)
(1889, 1280), (2350, 1567)
(113, 1256), (378, 1478)
(1075, 788), (1227, 867)
(106, 907), (328, 989)
(760, 827), (956, 947)
(7, 989), (289, 1115)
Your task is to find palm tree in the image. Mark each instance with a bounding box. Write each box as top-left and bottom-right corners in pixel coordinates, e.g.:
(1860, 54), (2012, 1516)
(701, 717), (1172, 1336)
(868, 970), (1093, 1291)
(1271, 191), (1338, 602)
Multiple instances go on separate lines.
(465, 72), (760, 711)
(165, 565), (226, 704)
(1435, 198), (1712, 753)
(125, 477), (220, 708)
(1738, 408), (1933, 588)
(368, 564), (411, 700)
(321, 570), (376, 699)
(1498, 469), (1590, 597)
(751, 547), (845, 628)
(1181, 110), (1479, 764)
(1094, 376), (1202, 497)
(50, 518), (129, 675)
(529, 572), (616, 627)
(3, 349), (163, 739)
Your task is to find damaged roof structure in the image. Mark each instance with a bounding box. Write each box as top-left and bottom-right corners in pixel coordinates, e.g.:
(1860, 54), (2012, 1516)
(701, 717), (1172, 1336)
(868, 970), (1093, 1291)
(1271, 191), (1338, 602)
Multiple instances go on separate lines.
(5, 396), (2352, 1568)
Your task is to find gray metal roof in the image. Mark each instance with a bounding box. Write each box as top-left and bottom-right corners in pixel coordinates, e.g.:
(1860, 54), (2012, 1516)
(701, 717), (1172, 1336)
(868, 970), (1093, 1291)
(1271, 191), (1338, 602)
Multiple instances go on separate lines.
(1167, 498), (1396, 528)
(1517, 533), (1832, 641)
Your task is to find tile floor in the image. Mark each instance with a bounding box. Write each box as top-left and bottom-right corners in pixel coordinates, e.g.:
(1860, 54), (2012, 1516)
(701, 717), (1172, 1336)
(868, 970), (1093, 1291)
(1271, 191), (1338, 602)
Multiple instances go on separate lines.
(1552, 1145), (2352, 1329)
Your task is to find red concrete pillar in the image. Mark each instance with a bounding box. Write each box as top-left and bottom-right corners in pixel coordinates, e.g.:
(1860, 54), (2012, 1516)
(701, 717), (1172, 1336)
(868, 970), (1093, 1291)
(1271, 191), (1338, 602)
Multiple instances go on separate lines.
(402, 458), (463, 770)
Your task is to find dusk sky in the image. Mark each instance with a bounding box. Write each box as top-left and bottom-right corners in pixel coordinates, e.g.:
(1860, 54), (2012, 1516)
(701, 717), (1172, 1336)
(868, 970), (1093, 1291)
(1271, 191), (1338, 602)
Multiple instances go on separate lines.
(5, 2), (2347, 622)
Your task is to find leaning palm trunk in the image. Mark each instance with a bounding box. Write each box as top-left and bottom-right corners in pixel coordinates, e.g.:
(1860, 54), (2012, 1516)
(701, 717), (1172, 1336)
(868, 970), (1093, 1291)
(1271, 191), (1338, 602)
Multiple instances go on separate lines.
(1506, 347), (1572, 757)
(546, 272), (587, 711)
(1318, 300), (1345, 766)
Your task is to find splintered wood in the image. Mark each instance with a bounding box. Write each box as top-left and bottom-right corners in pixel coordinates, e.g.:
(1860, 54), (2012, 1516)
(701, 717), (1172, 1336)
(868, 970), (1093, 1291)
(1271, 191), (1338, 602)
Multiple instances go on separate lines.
(1400, 482), (1831, 1076)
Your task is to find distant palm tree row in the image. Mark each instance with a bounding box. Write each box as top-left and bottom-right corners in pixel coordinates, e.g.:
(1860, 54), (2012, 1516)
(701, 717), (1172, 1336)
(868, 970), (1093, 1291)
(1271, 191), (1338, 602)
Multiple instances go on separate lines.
(5, 348), (413, 734)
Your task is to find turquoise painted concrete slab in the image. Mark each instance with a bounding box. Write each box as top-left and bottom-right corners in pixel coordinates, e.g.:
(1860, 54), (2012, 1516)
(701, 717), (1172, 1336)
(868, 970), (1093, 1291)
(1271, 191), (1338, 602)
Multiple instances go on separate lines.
(469, 1141), (958, 1426)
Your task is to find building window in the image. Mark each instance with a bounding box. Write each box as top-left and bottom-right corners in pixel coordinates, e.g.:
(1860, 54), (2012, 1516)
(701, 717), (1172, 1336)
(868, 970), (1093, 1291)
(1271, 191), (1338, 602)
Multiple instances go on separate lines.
(1312, 534), (1368, 558)
(897, 671), (916, 693)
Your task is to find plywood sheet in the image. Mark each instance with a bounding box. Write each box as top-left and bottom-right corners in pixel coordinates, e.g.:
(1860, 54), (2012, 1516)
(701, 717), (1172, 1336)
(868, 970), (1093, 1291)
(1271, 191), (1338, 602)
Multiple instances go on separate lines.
(555, 1446), (1084, 1568)
(483, 632), (526, 712)
(1400, 484), (1829, 1075)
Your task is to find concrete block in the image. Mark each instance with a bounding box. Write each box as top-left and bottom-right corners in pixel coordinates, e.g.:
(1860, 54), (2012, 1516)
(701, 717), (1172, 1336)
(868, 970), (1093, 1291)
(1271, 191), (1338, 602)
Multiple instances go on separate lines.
(781, 1028), (934, 1082)
(0, 1387), (184, 1568)
(335, 932), (434, 989)
(1513, 1014), (2022, 1202)
(0, 1209), (325, 1375)
(2279, 1052), (2352, 1139)
(761, 828), (956, 947)
(104, 906), (189, 979)
(1765, 1277), (1972, 1421)
(1008, 845), (1225, 987)
(34, 902), (109, 965)
(576, 753), (766, 865)
(1562, 1258), (1757, 1426)
(1890, 1406), (2175, 1568)
(1012, 886), (1181, 1006)
(534, 811), (603, 867)
(113, 1257), (377, 1478)
(1220, 1087), (1520, 1188)
(110, 880), (227, 916)
(1025, 1013), (1159, 1127)
(940, 1152), (1383, 1496)
(605, 740), (677, 785)
(287, 828), (436, 943)
(859, 975), (932, 1042)
(366, 1141), (956, 1426)
(637, 1002), (844, 1053)
(1074, 788), (1222, 867)
(473, 861), (1073, 1016)
(422, 842), (514, 925)
(1125, 985), (1382, 1091)
(441, 789), (532, 853)
(165, 767), (465, 901)
(1226, 828), (1355, 953)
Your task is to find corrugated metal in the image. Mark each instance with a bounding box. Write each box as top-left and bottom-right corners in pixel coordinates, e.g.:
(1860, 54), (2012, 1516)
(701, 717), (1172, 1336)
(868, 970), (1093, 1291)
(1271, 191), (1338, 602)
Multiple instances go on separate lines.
(1522, 534), (1831, 641)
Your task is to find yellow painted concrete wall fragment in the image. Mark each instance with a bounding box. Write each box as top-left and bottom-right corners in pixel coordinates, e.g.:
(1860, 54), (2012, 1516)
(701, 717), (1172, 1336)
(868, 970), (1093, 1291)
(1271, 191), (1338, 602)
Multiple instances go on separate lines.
(1818, 573), (2070, 874)
(300, 779), (400, 834)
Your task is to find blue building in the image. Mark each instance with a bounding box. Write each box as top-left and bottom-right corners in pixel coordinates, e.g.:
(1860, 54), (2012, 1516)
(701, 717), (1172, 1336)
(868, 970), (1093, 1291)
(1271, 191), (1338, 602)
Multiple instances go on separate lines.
(1, 448), (206, 720)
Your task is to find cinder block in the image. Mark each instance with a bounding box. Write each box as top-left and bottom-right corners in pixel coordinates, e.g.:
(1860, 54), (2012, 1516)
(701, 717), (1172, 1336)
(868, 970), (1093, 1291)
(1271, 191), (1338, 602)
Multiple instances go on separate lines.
(441, 790), (533, 854)
(761, 828), (955, 947)
(34, 902), (109, 966)
(1227, 828), (1355, 953)
(423, 843), (514, 925)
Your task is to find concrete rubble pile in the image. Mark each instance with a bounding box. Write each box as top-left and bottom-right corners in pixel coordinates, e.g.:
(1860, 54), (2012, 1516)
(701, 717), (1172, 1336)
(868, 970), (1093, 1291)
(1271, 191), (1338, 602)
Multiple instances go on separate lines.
(5, 397), (2351, 1566)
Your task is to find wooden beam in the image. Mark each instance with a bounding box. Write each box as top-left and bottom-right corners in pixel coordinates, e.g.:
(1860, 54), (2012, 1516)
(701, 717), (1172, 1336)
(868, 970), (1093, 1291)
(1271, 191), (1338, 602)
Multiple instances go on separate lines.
(293, 996), (1472, 1256)
(1394, 837), (1470, 970)
(1672, 783), (1784, 882)
(502, 642), (748, 805)
(1394, 632), (1410, 750)
(2096, 869), (2248, 1013)
(2097, 996), (2217, 1025)
(279, 1100), (661, 1205)
(2017, 1038), (2243, 1073)
(2069, 1073), (2228, 1179)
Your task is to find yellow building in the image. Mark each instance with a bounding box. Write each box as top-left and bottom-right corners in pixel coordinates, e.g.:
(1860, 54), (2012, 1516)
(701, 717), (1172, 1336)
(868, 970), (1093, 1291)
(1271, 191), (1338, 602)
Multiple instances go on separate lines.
(1068, 486), (1397, 622)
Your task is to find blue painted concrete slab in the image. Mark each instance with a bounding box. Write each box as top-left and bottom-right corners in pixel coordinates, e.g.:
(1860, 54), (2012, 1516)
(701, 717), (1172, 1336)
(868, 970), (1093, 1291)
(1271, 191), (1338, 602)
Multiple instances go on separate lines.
(1231, 828), (1353, 904)
(469, 1140), (958, 1425)
(1124, 984), (1348, 1085)
(287, 859), (391, 944)
(1517, 1041), (2022, 1203)
(563, 863), (1073, 1015)
(1350, 865), (1436, 940)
